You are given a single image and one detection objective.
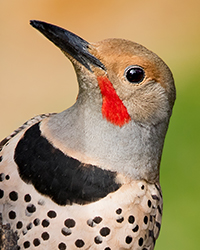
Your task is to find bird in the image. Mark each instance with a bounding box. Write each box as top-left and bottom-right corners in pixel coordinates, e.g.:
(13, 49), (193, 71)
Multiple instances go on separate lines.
(0, 20), (176, 250)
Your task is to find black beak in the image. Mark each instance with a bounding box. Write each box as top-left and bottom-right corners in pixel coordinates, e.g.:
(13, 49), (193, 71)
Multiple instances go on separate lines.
(30, 20), (105, 72)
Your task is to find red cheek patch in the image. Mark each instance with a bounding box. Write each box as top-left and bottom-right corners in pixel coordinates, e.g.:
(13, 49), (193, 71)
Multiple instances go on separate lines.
(97, 76), (131, 127)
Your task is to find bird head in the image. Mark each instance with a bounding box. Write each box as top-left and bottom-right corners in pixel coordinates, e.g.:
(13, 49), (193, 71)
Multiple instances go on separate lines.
(30, 20), (175, 128)
(30, 20), (176, 181)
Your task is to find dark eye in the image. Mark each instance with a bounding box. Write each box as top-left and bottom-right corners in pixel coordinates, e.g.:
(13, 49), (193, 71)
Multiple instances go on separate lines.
(125, 66), (145, 84)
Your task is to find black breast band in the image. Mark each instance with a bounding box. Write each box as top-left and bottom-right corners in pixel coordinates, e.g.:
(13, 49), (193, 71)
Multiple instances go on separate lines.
(14, 123), (121, 205)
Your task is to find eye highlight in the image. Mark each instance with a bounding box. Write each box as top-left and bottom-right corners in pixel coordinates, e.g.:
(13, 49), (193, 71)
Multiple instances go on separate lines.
(125, 66), (145, 84)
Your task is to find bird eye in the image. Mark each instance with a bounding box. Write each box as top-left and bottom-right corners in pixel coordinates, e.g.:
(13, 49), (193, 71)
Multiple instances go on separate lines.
(125, 66), (145, 84)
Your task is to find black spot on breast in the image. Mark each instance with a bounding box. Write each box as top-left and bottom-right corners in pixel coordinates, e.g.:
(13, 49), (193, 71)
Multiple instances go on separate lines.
(5, 175), (10, 180)
(125, 236), (132, 244)
(151, 194), (160, 200)
(128, 215), (135, 224)
(116, 217), (124, 223)
(94, 236), (102, 244)
(100, 227), (110, 237)
(64, 218), (75, 228)
(24, 194), (31, 202)
(156, 221), (161, 231)
(157, 205), (162, 215)
(38, 199), (45, 206)
(33, 238), (40, 246)
(149, 230), (154, 237)
(132, 225), (139, 232)
(47, 210), (57, 218)
(61, 227), (72, 236)
(9, 191), (18, 201)
(26, 223), (33, 230)
(116, 208), (122, 214)
(58, 242), (66, 250)
(16, 221), (23, 229)
(87, 219), (95, 227)
(155, 183), (162, 198)
(0, 189), (4, 198)
(0, 173), (5, 181)
(138, 237), (143, 246)
(143, 216), (148, 224)
(22, 229), (27, 235)
(93, 216), (102, 224)
(41, 232), (50, 241)
(42, 219), (50, 227)
(26, 204), (36, 214)
(147, 200), (152, 207)
(14, 123), (121, 205)
(9, 211), (16, 220)
(23, 241), (30, 248)
(75, 239), (85, 247)
(33, 218), (40, 226)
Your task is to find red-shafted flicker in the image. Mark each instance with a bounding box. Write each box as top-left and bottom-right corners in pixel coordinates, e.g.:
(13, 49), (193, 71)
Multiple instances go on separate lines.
(0, 21), (175, 250)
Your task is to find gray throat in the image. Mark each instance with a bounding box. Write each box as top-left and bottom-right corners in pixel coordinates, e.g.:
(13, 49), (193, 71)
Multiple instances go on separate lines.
(46, 97), (168, 182)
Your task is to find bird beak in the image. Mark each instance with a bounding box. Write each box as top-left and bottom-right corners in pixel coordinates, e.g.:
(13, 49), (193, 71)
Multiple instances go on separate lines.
(30, 20), (105, 72)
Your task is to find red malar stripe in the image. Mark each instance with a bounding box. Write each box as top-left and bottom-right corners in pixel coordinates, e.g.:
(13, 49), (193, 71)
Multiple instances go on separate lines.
(97, 76), (131, 127)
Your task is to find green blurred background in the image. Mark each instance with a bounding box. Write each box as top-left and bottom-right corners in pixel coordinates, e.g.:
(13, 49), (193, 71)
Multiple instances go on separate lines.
(0, 1), (199, 249)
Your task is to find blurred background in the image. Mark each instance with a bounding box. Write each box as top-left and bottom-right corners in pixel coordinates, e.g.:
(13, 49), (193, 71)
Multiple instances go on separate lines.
(0, 0), (199, 249)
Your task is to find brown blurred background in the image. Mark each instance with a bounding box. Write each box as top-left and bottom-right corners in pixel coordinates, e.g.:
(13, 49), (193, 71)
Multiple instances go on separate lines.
(1, 1), (200, 249)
